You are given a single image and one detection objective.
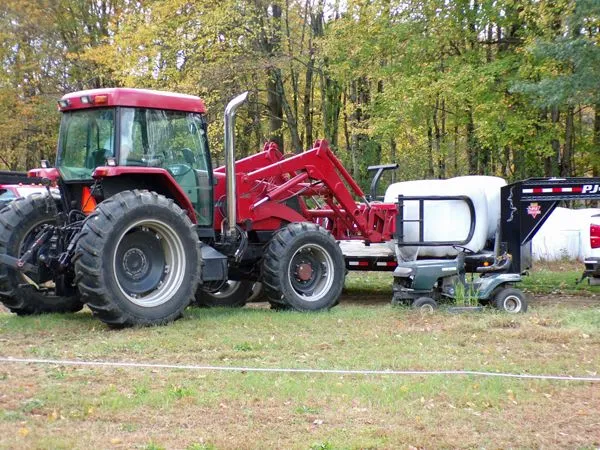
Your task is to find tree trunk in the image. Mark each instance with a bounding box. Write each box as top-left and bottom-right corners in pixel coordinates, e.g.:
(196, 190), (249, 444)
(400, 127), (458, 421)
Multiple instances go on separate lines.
(262, 2), (284, 149)
(439, 97), (446, 178)
(275, 70), (302, 153)
(303, 49), (314, 149)
(266, 70), (284, 149)
(342, 89), (353, 174)
(453, 123), (459, 176)
(545, 106), (560, 176)
(512, 147), (525, 180)
(390, 137), (397, 183)
(466, 106), (478, 174)
(561, 105), (574, 177)
(321, 75), (342, 148)
(501, 146), (510, 178)
(433, 97), (441, 178)
(426, 117), (434, 178)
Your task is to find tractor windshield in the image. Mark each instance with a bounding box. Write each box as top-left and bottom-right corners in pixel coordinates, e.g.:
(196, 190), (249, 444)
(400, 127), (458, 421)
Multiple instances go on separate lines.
(57, 108), (115, 180)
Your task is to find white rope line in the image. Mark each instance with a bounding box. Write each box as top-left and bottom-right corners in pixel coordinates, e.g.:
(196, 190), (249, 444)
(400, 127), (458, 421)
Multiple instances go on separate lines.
(1, 357), (599, 382)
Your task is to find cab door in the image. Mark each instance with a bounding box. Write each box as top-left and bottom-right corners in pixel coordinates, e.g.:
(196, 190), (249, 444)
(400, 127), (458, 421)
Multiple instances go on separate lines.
(119, 108), (214, 226)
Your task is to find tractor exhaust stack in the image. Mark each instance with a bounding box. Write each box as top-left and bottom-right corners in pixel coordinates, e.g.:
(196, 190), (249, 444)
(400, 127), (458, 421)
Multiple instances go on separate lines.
(223, 91), (249, 238)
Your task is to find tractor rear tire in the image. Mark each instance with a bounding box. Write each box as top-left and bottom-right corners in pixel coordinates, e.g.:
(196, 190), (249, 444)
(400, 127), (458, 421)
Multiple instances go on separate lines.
(74, 190), (200, 327)
(262, 222), (345, 311)
(194, 280), (253, 308)
(0, 196), (83, 315)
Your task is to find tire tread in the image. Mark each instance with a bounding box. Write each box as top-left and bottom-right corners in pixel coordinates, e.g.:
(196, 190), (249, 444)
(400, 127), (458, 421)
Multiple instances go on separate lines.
(74, 190), (199, 327)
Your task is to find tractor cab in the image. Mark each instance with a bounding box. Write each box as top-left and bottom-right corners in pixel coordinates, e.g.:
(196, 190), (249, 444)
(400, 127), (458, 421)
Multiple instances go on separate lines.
(55, 88), (214, 225)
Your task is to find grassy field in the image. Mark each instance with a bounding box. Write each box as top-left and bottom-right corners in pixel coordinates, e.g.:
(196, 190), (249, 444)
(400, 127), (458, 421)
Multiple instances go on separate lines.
(0, 265), (599, 449)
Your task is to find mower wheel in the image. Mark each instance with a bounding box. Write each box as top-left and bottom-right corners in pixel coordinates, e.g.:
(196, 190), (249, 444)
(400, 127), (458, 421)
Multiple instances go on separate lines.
(262, 222), (345, 311)
(194, 280), (253, 308)
(0, 195), (83, 315)
(493, 287), (527, 313)
(412, 297), (438, 313)
(74, 190), (200, 327)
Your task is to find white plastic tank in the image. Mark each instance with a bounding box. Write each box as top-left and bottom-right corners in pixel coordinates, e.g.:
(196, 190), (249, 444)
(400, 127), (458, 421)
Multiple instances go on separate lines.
(449, 176), (507, 240)
(384, 178), (491, 260)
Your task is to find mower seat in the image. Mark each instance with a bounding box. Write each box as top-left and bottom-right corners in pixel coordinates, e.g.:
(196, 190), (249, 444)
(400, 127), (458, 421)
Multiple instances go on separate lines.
(463, 252), (495, 273)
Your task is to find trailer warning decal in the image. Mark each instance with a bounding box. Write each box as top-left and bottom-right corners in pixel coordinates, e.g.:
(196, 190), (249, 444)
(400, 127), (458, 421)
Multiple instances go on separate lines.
(526, 202), (541, 219)
(522, 185), (600, 195)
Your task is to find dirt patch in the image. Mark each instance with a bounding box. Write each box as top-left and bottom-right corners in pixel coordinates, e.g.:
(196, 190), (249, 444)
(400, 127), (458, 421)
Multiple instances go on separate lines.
(530, 293), (599, 307)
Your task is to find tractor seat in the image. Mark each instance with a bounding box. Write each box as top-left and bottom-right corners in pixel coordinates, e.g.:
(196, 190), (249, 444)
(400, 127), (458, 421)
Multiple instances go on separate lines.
(463, 252), (495, 273)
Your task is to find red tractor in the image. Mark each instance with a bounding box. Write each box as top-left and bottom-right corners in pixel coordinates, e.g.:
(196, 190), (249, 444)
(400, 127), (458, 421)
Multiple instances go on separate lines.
(0, 88), (398, 326)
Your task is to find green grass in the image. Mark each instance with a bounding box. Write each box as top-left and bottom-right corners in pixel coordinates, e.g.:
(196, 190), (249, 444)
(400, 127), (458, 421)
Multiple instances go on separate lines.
(0, 269), (599, 449)
(345, 263), (600, 297)
(520, 268), (595, 294)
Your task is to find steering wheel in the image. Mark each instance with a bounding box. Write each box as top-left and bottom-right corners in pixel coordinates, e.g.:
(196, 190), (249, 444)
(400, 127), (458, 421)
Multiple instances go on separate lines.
(452, 245), (475, 255)
(89, 148), (112, 168)
(166, 163), (192, 177)
(180, 148), (196, 165)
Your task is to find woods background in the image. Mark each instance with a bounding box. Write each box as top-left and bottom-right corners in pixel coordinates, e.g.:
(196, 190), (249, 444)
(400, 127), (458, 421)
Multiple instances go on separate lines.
(0, 0), (598, 189)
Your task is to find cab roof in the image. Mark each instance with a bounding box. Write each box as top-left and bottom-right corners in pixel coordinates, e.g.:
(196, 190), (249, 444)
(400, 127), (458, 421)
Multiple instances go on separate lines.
(58, 88), (206, 114)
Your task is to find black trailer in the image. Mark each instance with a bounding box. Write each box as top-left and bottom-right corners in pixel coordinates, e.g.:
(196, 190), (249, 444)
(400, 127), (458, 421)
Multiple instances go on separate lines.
(389, 176), (600, 312)
(500, 177), (600, 274)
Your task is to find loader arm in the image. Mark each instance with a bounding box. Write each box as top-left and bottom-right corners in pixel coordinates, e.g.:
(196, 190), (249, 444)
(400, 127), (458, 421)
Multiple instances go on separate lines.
(236, 140), (397, 243)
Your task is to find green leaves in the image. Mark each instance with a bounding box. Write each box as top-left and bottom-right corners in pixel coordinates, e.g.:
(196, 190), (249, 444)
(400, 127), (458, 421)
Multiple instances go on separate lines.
(0, 0), (597, 179)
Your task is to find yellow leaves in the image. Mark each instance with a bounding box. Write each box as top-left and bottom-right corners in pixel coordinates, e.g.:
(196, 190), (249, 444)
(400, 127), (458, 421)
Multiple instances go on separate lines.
(17, 427), (29, 437)
(506, 389), (517, 404)
(48, 409), (59, 422)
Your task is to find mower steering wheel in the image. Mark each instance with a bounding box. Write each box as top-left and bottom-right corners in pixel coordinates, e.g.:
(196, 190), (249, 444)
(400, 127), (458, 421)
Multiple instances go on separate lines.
(452, 245), (475, 255)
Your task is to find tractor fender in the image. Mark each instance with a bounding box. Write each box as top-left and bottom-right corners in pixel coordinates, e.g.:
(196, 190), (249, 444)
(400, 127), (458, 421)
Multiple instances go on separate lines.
(28, 167), (60, 181)
(252, 202), (306, 225)
(92, 166), (197, 223)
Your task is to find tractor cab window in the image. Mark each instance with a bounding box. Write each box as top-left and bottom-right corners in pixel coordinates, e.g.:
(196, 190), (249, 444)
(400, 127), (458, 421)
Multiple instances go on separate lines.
(119, 108), (213, 226)
(57, 109), (115, 180)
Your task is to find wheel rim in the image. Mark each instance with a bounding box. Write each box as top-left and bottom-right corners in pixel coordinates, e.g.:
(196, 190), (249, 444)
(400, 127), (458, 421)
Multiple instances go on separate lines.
(503, 295), (522, 313)
(287, 243), (335, 303)
(210, 280), (243, 298)
(113, 219), (186, 308)
(420, 304), (434, 313)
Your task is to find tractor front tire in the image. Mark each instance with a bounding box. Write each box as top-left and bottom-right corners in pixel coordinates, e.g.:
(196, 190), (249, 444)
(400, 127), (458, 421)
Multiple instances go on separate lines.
(74, 190), (200, 327)
(262, 222), (345, 311)
(0, 196), (83, 315)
